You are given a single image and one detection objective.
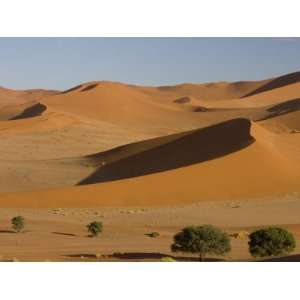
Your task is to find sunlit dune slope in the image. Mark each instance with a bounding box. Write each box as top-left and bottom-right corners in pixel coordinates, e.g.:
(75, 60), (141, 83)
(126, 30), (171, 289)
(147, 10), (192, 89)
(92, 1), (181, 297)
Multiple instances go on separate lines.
(0, 86), (57, 106)
(0, 117), (299, 207)
(242, 71), (300, 98)
(79, 118), (254, 184)
(0, 87), (57, 120)
(259, 110), (300, 133)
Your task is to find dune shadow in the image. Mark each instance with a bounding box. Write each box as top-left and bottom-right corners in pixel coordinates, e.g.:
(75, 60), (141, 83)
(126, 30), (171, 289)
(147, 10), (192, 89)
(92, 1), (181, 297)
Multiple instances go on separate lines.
(81, 84), (98, 92)
(52, 232), (76, 237)
(242, 71), (300, 98)
(173, 96), (192, 104)
(78, 118), (255, 185)
(10, 103), (47, 120)
(258, 98), (300, 121)
(193, 106), (211, 112)
(60, 84), (83, 94)
(0, 230), (15, 234)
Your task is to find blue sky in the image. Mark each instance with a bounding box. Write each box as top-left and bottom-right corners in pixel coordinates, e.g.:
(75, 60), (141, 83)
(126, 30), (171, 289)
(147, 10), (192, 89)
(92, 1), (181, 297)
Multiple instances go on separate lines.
(0, 38), (300, 90)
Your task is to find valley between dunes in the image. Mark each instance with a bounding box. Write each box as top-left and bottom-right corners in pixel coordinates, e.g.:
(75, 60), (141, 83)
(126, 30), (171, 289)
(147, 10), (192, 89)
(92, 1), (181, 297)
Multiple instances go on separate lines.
(1, 71), (300, 261)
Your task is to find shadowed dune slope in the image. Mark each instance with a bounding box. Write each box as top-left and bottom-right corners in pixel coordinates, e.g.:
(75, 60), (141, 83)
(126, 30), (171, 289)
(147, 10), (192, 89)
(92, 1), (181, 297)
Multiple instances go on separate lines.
(0, 101), (36, 120)
(248, 98), (300, 122)
(155, 78), (271, 100)
(0, 87), (57, 106)
(0, 118), (300, 207)
(243, 71), (300, 98)
(0, 87), (57, 120)
(10, 102), (47, 120)
(259, 110), (300, 133)
(79, 118), (254, 185)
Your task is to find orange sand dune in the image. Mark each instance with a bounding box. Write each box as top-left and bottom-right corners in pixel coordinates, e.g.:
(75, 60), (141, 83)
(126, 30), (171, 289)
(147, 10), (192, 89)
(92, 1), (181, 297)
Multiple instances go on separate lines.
(152, 78), (272, 101)
(79, 119), (254, 185)
(39, 77), (299, 137)
(1, 71), (300, 207)
(0, 101), (36, 120)
(259, 110), (300, 133)
(0, 111), (78, 133)
(0, 86), (57, 106)
(0, 87), (57, 120)
(216, 81), (300, 109)
(242, 70), (300, 98)
(0, 117), (299, 208)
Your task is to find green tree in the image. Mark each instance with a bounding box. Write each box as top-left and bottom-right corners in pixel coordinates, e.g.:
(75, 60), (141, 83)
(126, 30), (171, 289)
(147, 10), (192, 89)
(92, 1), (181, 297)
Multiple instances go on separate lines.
(171, 225), (231, 261)
(87, 221), (103, 237)
(11, 216), (25, 233)
(248, 227), (296, 258)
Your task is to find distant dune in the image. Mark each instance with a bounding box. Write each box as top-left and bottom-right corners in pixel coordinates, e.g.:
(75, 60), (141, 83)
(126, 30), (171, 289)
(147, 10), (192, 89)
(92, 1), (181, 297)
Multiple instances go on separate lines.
(242, 70), (300, 98)
(1, 71), (300, 207)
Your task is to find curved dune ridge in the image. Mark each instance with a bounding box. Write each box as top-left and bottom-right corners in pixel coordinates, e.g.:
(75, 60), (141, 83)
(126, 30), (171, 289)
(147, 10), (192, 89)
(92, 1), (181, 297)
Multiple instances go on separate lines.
(0, 87), (56, 120)
(259, 110), (300, 133)
(0, 119), (299, 208)
(0, 117), (300, 208)
(10, 102), (47, 120)
(242, 70), (300, 98)
(79, 118), (254, 185)
(1, 71), (300, 207)
(0, 86), (57, 107)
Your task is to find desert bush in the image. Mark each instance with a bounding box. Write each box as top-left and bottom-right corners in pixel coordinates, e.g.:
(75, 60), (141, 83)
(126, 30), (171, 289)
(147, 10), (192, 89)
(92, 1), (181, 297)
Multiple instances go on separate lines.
(248, 227), (296, 258)
(147, 232), (160, 238)
(160, 256), (176, 262)
(11, 216), (25, 233)
(171, 225), (231, 261)
(87, 221), (103, 237)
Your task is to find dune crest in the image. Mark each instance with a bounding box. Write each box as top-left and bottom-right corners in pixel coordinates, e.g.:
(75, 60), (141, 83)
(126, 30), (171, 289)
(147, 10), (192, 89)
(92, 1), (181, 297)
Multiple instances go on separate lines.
(79, 118), (254, 185)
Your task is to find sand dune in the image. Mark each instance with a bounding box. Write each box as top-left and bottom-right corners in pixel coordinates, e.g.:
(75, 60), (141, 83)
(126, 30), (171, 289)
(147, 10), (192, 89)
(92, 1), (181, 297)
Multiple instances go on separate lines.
(0, 86), (57, 107)
(155, 78), (271, 101)
(1, 71), (300, 207)
(259, 110), (300, 133)
(10, 102), (47, 120)
(79, 118), (254, 185)
(242, 70), (300, 98)
(0, 117), (300, 207)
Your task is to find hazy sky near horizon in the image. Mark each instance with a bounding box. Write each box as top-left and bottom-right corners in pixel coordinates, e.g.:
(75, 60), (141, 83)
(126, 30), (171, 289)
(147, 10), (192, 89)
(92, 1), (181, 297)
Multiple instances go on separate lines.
(0, 37), (300, 90)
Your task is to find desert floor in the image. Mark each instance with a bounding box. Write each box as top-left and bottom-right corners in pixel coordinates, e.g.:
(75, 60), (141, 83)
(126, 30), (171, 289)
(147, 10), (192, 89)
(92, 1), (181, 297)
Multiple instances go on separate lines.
(1, 196), (300, 262)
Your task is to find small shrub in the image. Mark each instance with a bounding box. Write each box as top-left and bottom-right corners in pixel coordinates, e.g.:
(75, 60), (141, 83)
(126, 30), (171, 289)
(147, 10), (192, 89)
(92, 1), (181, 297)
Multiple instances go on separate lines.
(146, 232), (160, 238)
(160, 256), (176, 262)
(171, 225), (231, 261)
(11, 216), (25, 233)
(87, 221), (103, 237)
(248, 227), (296, 258)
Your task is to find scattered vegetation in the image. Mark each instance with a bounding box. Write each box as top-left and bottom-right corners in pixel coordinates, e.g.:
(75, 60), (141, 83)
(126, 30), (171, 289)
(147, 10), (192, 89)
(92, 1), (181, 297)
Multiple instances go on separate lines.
(87, 221), (103, 237)
(171, 225), (231, 261)
(248, 227), (296, 258)
(11, 216), (25, 233)
(146, 232), (160, 238)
